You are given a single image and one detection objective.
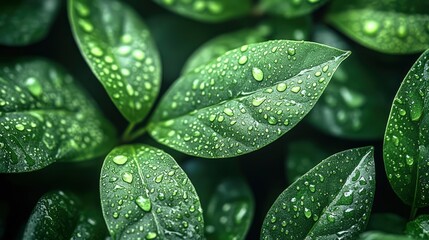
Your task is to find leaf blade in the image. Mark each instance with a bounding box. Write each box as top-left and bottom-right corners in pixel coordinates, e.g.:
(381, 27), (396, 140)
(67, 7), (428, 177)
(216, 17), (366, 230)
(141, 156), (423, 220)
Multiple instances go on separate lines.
(260, 0), (329, 18)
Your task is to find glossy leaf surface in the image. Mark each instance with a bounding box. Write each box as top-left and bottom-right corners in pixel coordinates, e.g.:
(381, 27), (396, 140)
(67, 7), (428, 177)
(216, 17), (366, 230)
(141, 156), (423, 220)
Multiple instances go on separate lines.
(0, 0), (60, 46)
(69, 0), (161, 123)
(327, 0), (429, 54)
(149, 40), (350, 158)
(100, 145), (204, 239)
(152, 0), (252, 22)
(405, 215), (429, 239)
(359, 231), (414, 240)
(0, 59), (116, 173)
(260, 0), (329, 18)
(383, 50), (429, 207)
(261, 147), (375, 239)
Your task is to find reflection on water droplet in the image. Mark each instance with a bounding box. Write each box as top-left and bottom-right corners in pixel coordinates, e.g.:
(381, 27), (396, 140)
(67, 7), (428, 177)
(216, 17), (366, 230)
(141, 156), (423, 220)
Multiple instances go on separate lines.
(252, 67), (264, 81)
(113, 155), (128, 165)
(238, 56), (248, 65)
(136, 196), (152, 212)
(363, 20), (379, 35)
(122, 172), (133, 183)
(252, 97), (266, 107)
(406, 155), (414, 166)
(145, 232), (157, 239)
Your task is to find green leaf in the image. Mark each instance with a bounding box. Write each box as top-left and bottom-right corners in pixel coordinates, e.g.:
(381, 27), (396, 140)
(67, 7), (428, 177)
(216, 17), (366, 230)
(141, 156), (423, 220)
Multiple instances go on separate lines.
(359, 231), (415, 240)
(182, 26), (271, 74)
(260, 0), (329, 18)
(152, 0), (252, 22)
(184, 159), (254, 240)
(307, 25), (390, 139)
(262, 16), (312, 41)
(383, 50), (429, 207)
(23, 191), (106, 240)
(326, 0), (429, 54)
(0, 0), (60, 46)
(286, 140), (329, 184)
(261, 147), (375, 239)
(69, 0), (161, 123)
(405, 215), (429, 239)
(367, 213), (407, 234)
(100, 145), (204, 239)
(0, 59), (116, 173)
(149, 40), (350, 158)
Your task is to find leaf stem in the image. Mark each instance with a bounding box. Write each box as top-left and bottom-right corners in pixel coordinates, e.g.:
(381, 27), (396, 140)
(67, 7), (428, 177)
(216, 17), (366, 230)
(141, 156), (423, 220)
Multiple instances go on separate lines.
(126, 126), (148, 142)
(121, 122), (136, 142)
(410, 204), (418, 220)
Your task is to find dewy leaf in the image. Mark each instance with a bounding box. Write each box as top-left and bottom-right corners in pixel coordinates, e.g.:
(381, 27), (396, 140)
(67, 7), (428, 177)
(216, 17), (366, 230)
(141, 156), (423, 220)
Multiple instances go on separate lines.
(0, 59), (116, 173)
(359, 231), (415, 240)
(23, 191), (106, 240)
(182, 26), (271, 74)
(326, 0), (429, 54)
(405, 215), (429, 239)
(260, 0), (329, 18)
(69, 0), (161, 123)
(308, 25), (390, 139)
(152, 0), (252, 22)
(100, 145), (204, 239)
(383, 50), (429, 208)
(261, 147), (375, 239)
(149, 40), (350, 158)
(0, 0), (60, 46)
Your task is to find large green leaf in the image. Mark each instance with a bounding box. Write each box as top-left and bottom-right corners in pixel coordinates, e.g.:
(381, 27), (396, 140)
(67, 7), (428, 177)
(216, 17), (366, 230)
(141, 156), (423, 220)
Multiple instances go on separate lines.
(0, 59), (116, 173)
(326, 0), (429, 54)
(149, 40), (350, 158)
(308, 25), (390, 139)
(261, 147), (375, 239)
(367, 213), (407, 234)
(23, 191), (106, 240)
(383, 50), (429, 208)
(260, 0), (329, 18)
(359, 231), (415, 240)
(100, 145), (204, 239)
(0, 0), (60, 46)
(152, 0), (252, 22)
(69, 0), (161, 123)
(405, 215), (429, 239)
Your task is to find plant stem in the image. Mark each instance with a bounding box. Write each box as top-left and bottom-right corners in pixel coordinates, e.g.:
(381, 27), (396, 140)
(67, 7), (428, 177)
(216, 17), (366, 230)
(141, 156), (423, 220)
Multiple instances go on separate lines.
(126, 126), (148, 142)
(410, 204), (418, 220)
(121, 122), (136, 142)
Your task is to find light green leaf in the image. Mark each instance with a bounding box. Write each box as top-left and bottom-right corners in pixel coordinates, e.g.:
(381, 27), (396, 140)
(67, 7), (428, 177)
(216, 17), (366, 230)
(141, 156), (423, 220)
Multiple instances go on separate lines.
(100, 145), (204, 239)
(23, 191), (106, 240)
(0, 0), (60, 46)
(152, 0), (252, 22)
(405, 215), (429, 239)
(383, 50), (429, 207)
(261, 147), (375, 239)
(308, 25), (390, 139)
(149, 40), (350, 158)
(367, 213), (407, 234)
(260, 0), (329, 18)
(0, 59), (116, 173)
(69, 0), (161, 123)
(359, 231), (415, 240)
(326, 0), (429, 54)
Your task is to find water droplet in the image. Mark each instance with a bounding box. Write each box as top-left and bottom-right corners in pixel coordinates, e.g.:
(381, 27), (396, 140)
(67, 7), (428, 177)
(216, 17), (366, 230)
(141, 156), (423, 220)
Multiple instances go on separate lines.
(399, 108), (407, 116)
(238, 56), (248, 65)
(252, 67), (264, 81)
(291, 86), (301, 93)
(252, 97), (266, 106)
(309, 184), (316, 192)
(15, 124), (25, 131)
(113, 212), (119, 219)
(113, 155), (128, 165)
(209, 114), (216, 122)
(283, 119), (290, 126)
(223, 108), (234, 116)
(75, 2), (90, 17)
(24, 77), (43, 97)
(145, 232), (157, 239)
(276, 83), (287, 92)
(287, 48), (296, 56)
(392, 135), (400, 147)
(78, 19), (93, 32)
(155, 174), (163, 183)
(397, 25), (407, 38)
(268, 116), (277, 125)
(363, 20), (379, 35)
(410, 100), (423, 121)
(304, 208), (312, 218)
(136, 196), (152, 212)
(406, 155), (414, 166)
(90, 47), (103, 57)
(122, 172), (133, 183)
(133, 50), (145, 60)
(126, 84), (134, 96)
(327, 214), (335, 222)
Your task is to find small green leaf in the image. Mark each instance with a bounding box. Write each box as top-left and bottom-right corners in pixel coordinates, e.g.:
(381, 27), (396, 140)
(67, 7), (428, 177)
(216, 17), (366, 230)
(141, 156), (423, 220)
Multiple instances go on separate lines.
(23, 191), (106, 240)
(0, 0), (61, 46)
(152, 0), (252, 22)
(69, 0), (161, 123)
(383, 50), (429, 207)
(260, 0), (329, 18)
(100, 145), (204, 239)
(359, 231), (415, 240)
(367, 213), (407, 234)
(261, 147), (375, 239)
(405, 215), (429, 239)
(149, 40), (350, 158)
(0, 59), (116, 173)
(182, 26), (271, 74)
(326, 0), (429, 54)
(308, 25), (390, 139)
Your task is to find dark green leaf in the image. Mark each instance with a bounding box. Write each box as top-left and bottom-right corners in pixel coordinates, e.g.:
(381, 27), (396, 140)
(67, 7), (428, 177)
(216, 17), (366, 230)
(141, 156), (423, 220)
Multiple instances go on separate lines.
(23, 191), (106, 240)
(100, 145), (204, 239)
(261, 147), (375, 239)
(0, 59), (116, 173)
(0, 0), (60, 46)
(326, 0), (429, 54)
(308, 25), (390, 139)
(367, 213), (407, 234)
(383, 50), (429, 207)
(405, 215), (429, 239)
(286, 140), (329, 184)
(260, 0), (329, 18)
(359, 231), (415, 240)
(149, 40), (350, 158)
(262, 16), (312, 41)
(69, 0), (161, 123)
(152, 0), (252, 22)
